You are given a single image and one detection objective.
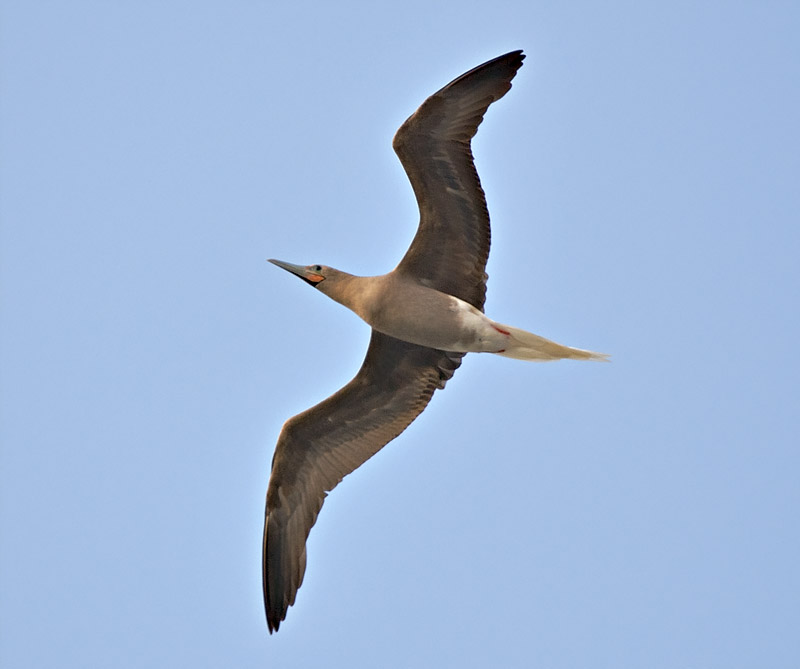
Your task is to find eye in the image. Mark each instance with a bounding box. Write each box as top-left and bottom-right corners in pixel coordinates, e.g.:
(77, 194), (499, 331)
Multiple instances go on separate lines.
(312, 265), (322, 272)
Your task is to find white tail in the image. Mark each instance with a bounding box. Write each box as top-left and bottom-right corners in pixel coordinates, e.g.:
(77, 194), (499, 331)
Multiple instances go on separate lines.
(494, 323), (609, 362)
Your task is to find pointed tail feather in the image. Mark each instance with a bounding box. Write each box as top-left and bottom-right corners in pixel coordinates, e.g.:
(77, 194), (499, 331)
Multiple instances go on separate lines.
(495, 324), (609, 362)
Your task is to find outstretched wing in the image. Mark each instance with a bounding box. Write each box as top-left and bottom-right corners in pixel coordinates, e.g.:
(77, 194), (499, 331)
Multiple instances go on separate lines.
(263, 331), (462, 632)
(393, 50), (525, 310)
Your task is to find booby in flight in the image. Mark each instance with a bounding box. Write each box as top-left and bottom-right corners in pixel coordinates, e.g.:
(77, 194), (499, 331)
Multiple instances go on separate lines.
(263, 50), (607, 632)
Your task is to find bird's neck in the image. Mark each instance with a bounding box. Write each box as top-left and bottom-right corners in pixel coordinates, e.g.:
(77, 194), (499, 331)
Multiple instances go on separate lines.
(319, 272), (388, 324)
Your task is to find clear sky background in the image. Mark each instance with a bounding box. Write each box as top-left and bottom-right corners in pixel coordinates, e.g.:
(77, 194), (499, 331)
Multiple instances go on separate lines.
(2, 2), (799, 668)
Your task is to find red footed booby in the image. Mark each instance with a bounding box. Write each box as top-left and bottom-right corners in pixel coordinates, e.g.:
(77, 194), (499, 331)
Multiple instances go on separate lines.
(263, 50), (607, 633)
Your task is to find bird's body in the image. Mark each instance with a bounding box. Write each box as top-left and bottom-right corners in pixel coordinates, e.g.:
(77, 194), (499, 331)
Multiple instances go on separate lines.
(322, 269), (501, 352)
(275, 262), (605, 359)
(262, 50), (607, 633)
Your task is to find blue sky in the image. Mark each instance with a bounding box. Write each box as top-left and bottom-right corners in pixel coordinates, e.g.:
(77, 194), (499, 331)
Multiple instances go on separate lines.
(2, 2), (799, 667)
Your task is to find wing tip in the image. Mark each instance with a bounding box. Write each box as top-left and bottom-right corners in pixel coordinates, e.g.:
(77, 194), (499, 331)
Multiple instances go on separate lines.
(263, 508), (290, 634)
(267, 613), (282, 634)
(393, 50), (526, 149)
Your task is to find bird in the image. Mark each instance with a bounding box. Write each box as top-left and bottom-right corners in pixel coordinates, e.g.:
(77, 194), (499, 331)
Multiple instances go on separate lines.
(262, 50), (607, 633)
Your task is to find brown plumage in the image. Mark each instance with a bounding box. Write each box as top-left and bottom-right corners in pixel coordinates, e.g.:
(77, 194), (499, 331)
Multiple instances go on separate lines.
(262, 50), (605, 633)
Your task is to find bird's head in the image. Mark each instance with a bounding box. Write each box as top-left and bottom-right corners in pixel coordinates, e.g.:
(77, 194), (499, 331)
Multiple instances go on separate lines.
(268, 259), (330, 288)
(269, 259), (362, 313)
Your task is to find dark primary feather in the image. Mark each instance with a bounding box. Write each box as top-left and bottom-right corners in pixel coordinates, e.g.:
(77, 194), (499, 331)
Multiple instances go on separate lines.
(393, 50), (525, 310)
(263, 51), (525, 633)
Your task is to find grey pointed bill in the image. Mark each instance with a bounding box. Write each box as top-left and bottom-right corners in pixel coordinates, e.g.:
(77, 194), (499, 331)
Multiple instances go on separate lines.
(267, 259), (324, 286)
(261, 50), (607, 634)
